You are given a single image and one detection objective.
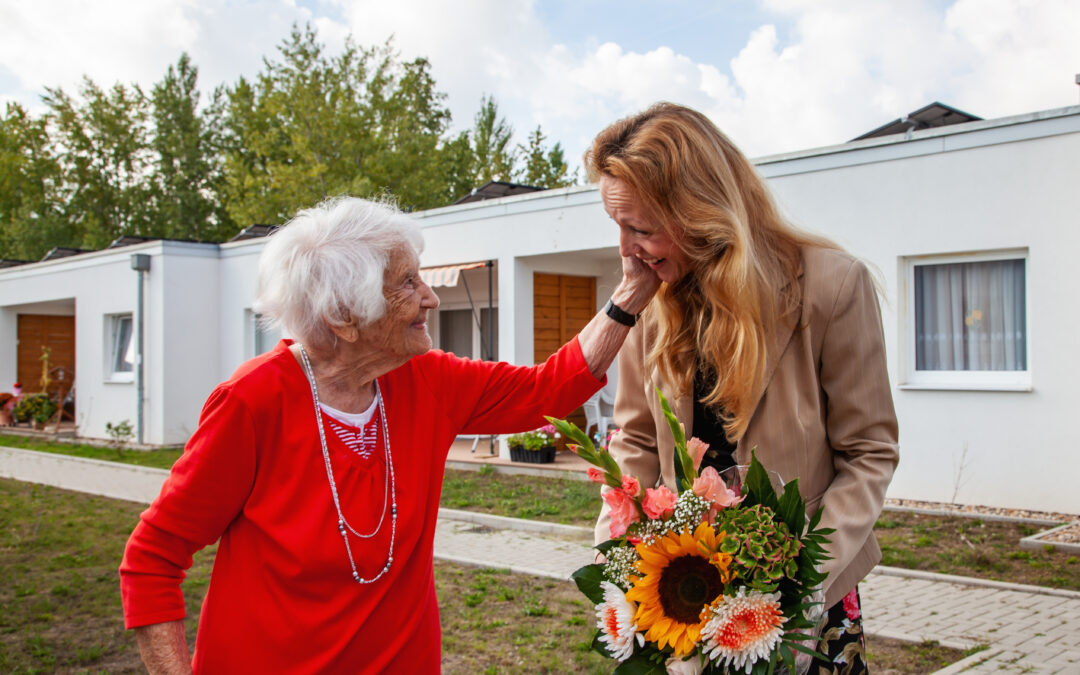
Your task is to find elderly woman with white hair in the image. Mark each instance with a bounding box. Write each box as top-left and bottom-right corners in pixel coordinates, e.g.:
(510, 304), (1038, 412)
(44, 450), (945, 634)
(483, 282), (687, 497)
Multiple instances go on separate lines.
(119, 196), (660, 674)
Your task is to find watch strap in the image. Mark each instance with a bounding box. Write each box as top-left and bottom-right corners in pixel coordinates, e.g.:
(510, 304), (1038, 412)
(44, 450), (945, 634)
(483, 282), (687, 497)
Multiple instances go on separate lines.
(604, 299), (639, 327)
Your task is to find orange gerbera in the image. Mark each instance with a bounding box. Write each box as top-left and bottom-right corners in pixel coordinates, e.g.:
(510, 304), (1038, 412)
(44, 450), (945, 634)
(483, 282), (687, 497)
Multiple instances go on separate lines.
(626, 522), (727, 656)
(701, 587), (786, 671)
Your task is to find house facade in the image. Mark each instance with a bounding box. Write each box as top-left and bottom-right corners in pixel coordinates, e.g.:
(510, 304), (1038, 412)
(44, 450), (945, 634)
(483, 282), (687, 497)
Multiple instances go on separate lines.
(0, 104), (1076, 513)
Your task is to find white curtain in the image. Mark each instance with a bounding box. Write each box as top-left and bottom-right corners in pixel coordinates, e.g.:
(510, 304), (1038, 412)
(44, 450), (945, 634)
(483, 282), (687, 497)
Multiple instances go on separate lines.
(914, 259), (1026, 371)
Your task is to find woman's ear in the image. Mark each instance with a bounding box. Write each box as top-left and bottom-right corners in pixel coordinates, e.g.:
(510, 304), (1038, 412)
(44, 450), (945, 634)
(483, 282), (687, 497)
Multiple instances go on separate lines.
(330, 317), (360, 344)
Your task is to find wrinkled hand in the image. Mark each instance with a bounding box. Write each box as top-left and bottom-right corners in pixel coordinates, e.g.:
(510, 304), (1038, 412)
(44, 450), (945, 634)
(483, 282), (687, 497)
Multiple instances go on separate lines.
(612, 253), (661, 315)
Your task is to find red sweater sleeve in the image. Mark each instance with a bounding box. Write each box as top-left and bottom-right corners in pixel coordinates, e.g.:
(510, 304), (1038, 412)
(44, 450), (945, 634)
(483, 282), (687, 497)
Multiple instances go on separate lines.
(422, 335), (605, 435)
(119, 384), (257, 629)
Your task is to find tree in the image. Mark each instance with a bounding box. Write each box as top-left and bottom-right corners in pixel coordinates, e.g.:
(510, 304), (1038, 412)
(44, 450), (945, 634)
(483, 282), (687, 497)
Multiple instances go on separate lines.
(0, 103), (69, 260)
(517, 125), (575, 189)
(149, 53), (233, 241)
(0, 24), (578, 255)
(44, 78), (155, 249)
(220, 26), (464, 224)
(469, 95), (515, 185)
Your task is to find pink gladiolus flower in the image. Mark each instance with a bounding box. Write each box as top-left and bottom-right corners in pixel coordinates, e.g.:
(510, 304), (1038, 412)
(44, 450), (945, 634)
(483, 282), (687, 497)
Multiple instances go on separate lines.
(621, 475), (640, 498)
(693, 467), (744, 510)
(587, 467), (605, 484)
(842, 587), (861, 621)
(603, 489), (639, 538)
(686, 437), (710, 470)
(641, 486), (677, 519)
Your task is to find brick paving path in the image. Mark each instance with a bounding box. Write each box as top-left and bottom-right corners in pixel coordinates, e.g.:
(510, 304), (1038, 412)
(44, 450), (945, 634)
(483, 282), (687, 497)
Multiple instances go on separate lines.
(4, 446), (1080, 673)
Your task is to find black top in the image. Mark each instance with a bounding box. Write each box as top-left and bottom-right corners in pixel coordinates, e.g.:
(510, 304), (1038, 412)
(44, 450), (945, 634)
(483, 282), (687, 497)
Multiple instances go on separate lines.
(691, 367), (737, 473)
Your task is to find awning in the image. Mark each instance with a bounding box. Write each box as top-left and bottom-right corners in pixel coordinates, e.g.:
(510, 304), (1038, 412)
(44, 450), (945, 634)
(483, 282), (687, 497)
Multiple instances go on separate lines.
(420, 262), (486, 288)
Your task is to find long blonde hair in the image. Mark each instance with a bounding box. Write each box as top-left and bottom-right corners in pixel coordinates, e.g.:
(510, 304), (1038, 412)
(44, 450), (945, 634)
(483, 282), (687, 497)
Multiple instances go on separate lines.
(585, 102), (834, 440)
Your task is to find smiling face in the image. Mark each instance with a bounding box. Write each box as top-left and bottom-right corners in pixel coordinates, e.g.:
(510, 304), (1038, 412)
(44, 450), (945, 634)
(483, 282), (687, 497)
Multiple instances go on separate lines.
(362, 245), (440, 363)
(600, 175), (689, 284)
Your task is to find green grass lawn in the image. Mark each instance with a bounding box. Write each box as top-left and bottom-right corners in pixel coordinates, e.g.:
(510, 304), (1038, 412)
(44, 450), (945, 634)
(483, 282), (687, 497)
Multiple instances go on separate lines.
(0, 434), (181, 470)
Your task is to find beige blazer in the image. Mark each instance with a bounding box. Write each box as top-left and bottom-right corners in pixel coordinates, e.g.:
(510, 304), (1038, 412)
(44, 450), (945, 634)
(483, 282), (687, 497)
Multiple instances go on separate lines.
(596, 246), (899, 609)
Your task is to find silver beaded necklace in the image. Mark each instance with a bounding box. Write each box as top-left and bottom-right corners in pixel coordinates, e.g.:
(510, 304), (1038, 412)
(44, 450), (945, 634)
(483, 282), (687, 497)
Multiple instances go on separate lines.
(298, 344), (396, 584)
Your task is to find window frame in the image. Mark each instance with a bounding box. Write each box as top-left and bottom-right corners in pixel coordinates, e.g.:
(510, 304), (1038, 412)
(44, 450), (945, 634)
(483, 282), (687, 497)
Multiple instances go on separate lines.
(900, 248), (1031, 392)
(105, 313), (135, 383)
(245, 309), (281, 359)
(433, 303), (498, 361)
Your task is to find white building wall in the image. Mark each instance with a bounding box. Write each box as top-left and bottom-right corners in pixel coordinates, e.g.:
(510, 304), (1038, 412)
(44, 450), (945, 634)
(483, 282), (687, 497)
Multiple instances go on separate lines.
(759, 113), (1080, 513)
(218, 240), (266, 380)
(154, 244), (223, 444)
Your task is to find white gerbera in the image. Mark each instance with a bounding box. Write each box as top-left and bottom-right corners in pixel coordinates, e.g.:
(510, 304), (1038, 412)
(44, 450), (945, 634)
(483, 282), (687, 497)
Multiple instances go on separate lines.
(595, 581), (644, 661)
(701, 587), (786, 673)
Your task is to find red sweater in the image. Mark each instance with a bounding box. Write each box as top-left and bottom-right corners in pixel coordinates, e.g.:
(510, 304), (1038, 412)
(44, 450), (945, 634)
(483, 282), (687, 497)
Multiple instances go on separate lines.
(120, 338), (602, 673)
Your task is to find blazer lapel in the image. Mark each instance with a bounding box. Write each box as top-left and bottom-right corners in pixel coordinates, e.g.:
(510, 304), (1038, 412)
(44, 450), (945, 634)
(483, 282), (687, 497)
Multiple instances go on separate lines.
(741, 259), (804, 455)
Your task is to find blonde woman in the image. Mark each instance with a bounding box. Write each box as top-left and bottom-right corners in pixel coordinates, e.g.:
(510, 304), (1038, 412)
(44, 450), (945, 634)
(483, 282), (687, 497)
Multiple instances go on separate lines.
(589, 103), (898, 673)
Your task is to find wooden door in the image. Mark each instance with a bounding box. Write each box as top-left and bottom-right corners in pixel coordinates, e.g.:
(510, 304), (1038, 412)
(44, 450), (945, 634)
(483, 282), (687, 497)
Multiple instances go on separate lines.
(534, 273), (596, 437)
(17, 315), (76, 403)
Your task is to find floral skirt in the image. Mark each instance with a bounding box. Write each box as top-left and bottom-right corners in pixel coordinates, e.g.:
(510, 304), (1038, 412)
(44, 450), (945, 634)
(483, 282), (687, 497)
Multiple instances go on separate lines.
(814, 586), (867, 674)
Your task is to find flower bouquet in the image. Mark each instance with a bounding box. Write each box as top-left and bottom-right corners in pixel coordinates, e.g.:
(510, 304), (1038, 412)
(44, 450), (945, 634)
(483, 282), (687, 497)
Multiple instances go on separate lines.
(546, 391), (833, 674)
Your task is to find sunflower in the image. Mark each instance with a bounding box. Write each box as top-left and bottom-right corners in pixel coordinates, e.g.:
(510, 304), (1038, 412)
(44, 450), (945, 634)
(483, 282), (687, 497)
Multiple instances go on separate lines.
(626, 522), (728, 656)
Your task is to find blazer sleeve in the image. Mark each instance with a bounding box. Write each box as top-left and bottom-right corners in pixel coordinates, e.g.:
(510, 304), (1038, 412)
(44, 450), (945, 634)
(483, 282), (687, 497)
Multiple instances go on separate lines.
(595, 323), (663, 543)
(816, 259), (900, 582)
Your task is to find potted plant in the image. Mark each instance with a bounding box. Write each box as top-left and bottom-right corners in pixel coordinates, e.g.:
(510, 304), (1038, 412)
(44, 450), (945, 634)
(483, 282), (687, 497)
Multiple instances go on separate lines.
(13, 393), (57, 430)
(506, 424), (559, 464)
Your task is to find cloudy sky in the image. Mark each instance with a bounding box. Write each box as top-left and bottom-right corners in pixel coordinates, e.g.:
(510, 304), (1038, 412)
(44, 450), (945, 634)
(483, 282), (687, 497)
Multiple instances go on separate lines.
(2, 0), (1078, 163)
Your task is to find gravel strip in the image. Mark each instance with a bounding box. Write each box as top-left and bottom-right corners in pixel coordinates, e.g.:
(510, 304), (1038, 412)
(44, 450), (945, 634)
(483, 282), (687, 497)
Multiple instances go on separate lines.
(884, 498), (1078, 527)
(1036, 522), (1080, 544)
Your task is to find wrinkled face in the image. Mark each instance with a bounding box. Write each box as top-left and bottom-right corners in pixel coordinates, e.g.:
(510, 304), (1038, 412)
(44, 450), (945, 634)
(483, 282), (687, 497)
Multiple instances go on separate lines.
(599, 175), (688, 284)
(365, 246), (440, 362)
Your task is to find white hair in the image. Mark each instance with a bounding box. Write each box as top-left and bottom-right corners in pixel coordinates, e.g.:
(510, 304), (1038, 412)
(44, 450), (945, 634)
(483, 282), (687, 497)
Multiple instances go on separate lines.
(253, 196), (424, 352)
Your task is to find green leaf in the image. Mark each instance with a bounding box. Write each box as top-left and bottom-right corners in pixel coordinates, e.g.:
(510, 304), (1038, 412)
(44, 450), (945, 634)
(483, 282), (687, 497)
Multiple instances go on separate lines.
(656, 388), (685, 447)
(613, 655), (668, 675)
(595, 539), (622, 555)
(571, 564), (606, 604)
(742, 450), (780, 511)
(775, 478), (805, 537)
(547, 417), (596, 456)
(784, 640), (828, 660)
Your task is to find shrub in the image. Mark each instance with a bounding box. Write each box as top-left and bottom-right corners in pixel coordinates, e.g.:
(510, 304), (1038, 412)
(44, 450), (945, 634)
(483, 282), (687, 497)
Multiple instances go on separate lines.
(507, 425), (558, 451)
(13, 393), (57, 424)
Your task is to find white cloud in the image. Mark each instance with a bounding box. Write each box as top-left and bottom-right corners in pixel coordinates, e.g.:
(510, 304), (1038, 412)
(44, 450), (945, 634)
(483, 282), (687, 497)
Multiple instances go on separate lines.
(0, 0), (311, 109)
(1, 0), (1077, 164)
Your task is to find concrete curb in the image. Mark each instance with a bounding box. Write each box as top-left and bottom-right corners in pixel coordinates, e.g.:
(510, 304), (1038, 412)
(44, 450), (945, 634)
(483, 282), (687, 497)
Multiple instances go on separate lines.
(865, 627), (977, 652)
(1019, 521), (1080, 554)
(930, 647), (1007, 674)
(882, 504), (1062, 526)
(0, 446), (165, 503)
(445, 460), (590, 481)
(437, 508), (592, 539)
(871, 564), (1080, 600)
(433, 552), (571, 581)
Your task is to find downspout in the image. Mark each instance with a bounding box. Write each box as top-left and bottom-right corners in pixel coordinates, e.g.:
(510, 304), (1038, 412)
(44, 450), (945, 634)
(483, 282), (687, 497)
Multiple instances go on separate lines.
(487, 259), (495, 456)
(130, 254), (150, 444)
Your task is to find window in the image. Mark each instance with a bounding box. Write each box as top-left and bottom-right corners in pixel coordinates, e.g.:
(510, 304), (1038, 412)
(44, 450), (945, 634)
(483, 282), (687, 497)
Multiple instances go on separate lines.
(903, 250), (1029, 390)
(107, 314), (135, 382)
(247, 310), (281, 358)
(436, 307), (498, 360)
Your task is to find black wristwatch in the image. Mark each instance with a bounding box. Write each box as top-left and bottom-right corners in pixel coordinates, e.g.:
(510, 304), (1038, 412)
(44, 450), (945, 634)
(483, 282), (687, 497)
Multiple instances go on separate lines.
(604, 299), (640, 327)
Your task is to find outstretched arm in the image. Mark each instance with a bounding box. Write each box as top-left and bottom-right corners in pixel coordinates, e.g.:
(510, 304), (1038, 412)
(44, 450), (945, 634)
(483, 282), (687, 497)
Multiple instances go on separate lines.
(578, 254), (660, 379)
(135, 620), (192, 675)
